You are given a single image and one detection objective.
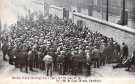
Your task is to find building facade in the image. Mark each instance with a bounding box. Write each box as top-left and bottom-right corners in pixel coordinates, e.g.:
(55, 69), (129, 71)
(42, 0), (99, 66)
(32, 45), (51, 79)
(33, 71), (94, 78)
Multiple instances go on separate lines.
(48, 0), (135, 28)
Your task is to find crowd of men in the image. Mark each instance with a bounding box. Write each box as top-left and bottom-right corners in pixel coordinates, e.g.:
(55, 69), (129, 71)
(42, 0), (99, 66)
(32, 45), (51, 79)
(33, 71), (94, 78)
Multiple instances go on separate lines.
(0, 14), (133, 76)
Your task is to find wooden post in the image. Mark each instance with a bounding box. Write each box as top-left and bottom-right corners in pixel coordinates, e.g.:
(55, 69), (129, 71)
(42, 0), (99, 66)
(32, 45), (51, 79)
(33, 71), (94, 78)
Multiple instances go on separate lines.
(106, 0), (109, 21)
(122, 0), (125, 25)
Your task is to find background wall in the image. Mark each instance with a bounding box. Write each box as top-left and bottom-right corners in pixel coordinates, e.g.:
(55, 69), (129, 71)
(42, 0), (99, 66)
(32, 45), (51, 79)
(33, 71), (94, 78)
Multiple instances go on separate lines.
(49, 0), (135, 28)
(73, 13), (135, 55)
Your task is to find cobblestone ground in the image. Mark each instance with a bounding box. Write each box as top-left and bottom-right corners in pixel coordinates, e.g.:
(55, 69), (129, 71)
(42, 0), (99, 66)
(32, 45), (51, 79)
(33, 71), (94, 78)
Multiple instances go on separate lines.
(0, 50), (135, 78)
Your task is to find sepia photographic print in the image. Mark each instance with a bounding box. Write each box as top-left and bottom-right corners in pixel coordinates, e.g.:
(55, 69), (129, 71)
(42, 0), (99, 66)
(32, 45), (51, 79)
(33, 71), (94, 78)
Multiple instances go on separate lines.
(0, 0), (135, 84)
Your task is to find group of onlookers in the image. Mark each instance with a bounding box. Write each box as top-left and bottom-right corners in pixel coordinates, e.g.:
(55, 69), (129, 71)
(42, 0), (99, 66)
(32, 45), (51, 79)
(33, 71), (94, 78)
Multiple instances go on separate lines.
(0, 15), (134, 76)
